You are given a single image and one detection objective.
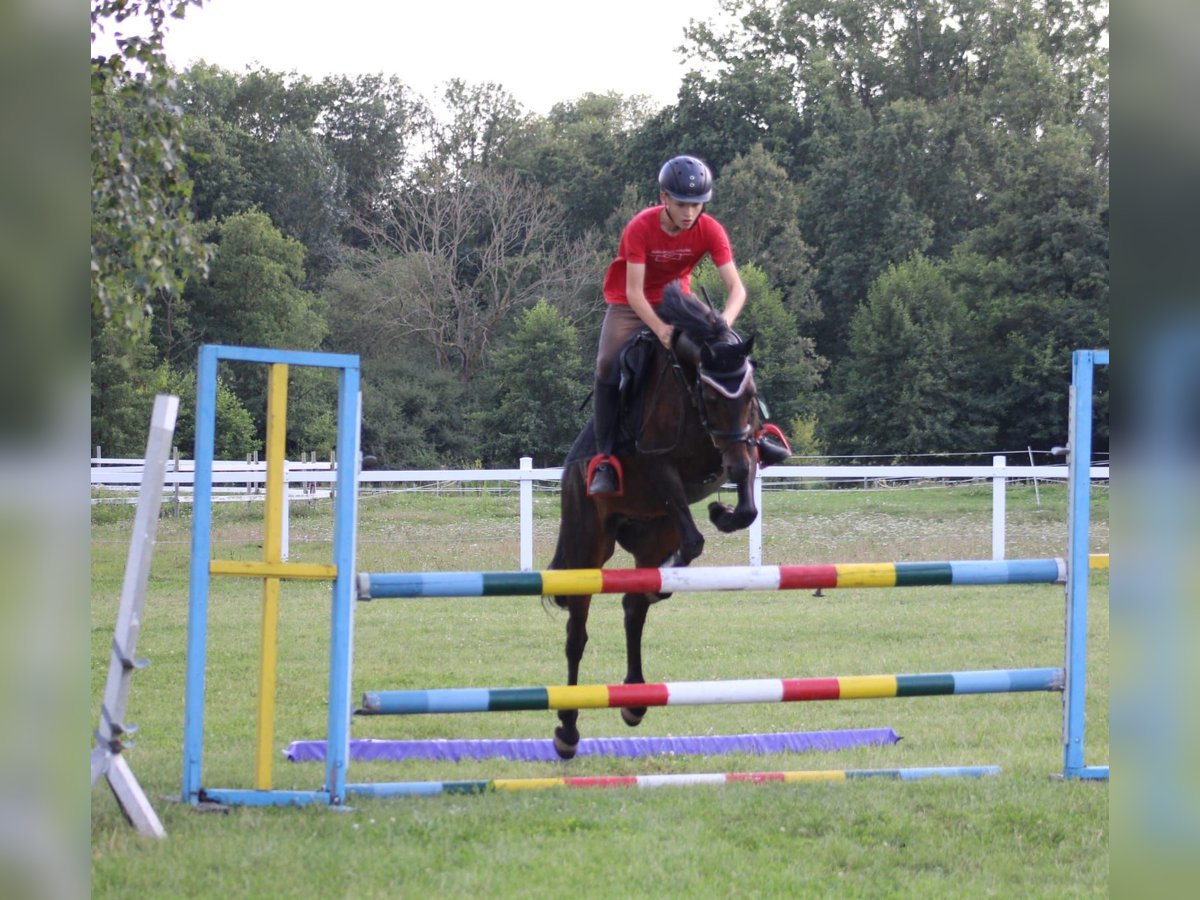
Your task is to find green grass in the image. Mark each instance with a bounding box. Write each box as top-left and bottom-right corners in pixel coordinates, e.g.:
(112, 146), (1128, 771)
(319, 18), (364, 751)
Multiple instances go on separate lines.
(91, 483), (1108, 897)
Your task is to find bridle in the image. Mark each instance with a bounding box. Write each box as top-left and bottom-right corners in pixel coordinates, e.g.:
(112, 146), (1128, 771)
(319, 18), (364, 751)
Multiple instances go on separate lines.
(692, 357), (757, 450)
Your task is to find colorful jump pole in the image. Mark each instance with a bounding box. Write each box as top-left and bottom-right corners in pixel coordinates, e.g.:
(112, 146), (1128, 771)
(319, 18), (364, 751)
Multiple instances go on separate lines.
(346, 765), (1002, 798)
(358, 667), (1065, 716)
(357, 558), (1066, 600)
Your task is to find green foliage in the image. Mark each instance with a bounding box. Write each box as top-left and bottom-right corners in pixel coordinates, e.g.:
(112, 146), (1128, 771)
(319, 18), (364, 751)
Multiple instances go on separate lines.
(512, 92), (655, 238)
(713, 144), (820, 325)
(180, 209), (328, 353)
(89, 0), (1108, 465)
(356, 351), (478, 469)
(821, 253), (995, 458)
(177, 66), (426, 271)
(474, 300), (590, 467)
(152, 209), (332, 453)
(90, 0), (211, 349)
(693, 263), (826, 429)
(91, 317), (257, 458)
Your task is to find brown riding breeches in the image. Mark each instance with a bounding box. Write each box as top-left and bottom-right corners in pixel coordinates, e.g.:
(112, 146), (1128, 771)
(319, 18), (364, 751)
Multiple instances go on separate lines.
(595, 304), (651, 384)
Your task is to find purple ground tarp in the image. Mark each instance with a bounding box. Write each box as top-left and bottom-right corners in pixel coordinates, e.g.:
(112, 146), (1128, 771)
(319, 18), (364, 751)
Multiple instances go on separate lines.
(284, 729), (900, 763)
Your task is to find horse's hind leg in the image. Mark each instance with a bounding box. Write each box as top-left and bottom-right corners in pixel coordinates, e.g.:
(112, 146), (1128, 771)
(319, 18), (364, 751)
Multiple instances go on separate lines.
(549, 459), (612, 759)
(554, 596), (591, 759)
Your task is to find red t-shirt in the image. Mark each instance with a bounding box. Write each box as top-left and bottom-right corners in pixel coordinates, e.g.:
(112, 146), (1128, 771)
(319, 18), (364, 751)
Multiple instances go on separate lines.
(602, 206), (734, 305)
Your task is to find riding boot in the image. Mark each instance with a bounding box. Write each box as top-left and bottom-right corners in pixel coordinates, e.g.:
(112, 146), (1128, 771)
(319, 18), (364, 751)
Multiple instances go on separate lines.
(588, 380), (622, 495)
(756, 423), (792, 467)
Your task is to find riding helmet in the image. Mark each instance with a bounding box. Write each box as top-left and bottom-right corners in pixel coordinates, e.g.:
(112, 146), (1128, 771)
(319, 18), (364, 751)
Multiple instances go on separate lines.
(658, 155), (713, 203)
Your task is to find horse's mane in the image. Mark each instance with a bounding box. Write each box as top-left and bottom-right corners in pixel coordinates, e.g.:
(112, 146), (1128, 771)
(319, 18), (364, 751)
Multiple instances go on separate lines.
(657, 282), (731, 346)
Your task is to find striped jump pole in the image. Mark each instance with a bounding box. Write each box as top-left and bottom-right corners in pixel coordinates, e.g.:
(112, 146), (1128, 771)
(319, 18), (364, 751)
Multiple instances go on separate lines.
(345, 766), (1002, 798)
(359, 667), (1064, 716)
(357, 558), (1066, 599)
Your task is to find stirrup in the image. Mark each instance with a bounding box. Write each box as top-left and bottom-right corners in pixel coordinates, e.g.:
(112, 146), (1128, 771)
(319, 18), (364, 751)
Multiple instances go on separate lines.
(755, 424), (792, 466)
(586, 454), (623, 496)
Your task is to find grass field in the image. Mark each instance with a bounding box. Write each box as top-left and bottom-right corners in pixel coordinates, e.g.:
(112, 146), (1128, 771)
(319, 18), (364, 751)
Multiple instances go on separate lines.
(91, 482), (1108, 897)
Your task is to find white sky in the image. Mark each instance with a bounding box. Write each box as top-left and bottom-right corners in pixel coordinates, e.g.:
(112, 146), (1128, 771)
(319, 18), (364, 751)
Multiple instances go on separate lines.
(140, 0), (736, 115)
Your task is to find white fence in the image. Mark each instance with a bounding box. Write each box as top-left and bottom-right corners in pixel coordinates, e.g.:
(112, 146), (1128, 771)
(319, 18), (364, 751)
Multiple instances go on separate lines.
(93, 455), (1110, 570)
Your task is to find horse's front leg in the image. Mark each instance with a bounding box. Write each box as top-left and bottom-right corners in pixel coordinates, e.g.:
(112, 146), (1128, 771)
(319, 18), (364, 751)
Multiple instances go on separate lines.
(655, 470), (706, 566)
(620, 591), (652, 727)
(553, 596), (591, 759)
(709, 447), (759, 533)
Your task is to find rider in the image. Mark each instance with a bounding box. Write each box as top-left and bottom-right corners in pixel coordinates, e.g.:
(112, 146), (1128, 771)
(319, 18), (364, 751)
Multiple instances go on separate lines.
(587, 154), (748, 496)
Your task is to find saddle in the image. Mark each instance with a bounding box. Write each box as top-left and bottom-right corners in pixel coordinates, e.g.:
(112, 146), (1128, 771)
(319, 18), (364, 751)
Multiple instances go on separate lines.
(614, 330), (661, 449)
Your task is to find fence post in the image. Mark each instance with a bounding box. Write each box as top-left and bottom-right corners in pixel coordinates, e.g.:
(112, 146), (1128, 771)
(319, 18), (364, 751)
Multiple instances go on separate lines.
(519, 456), (533, 571)
(282, 456), (290, 561)
(992, 455), (1006, 560)
(173, 446), (181, 518)
(749, 472), (764, 566)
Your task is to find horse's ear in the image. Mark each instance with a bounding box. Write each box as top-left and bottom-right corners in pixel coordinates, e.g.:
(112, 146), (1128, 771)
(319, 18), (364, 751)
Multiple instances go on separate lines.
(741, 335), (755, 356)
(700, 343), (715, 367)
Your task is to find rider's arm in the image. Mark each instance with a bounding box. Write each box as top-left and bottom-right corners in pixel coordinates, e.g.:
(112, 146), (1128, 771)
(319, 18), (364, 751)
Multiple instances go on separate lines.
(716, 261), (747, 328)
(625, 263), (674, 348)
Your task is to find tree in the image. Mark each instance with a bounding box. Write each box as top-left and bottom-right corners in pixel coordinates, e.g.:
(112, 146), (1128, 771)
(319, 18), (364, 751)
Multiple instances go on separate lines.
(322, 257), (480, 468)
(474, 300), (590, 467)
(692, 263), (826, 429)
(425, 80), (535, 178)
(355, 167), (602, 380)
(91, 318), (256, 458)
(177, 65), (349, 278)
(710, 144), (820, 325)
(91, 0), (211, 347)
(681, 0), (1109, 363)
(821, 254), (994, 457)
(155, 209), (334, 453)
(510, 92), (655, 238)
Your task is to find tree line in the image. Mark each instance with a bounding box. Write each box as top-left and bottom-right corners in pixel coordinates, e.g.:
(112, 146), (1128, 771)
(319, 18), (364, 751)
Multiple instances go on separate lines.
(91, 0), (1108, 467)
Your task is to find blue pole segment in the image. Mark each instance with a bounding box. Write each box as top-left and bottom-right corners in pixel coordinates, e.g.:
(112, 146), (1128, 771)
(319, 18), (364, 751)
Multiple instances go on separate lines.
(1063, 349), (1107, 779)
(891, 766), (1001, 780)
(949, 559), (1065, 584)
(362, 688), (494, 715)
(183, 345), (219, 804)
(326, 362), (361, 805)
(197, 345), (360, 369)
(199, 788), (333, 807)
(952, 667), (1063, 693)
(361, 572), (487, 598)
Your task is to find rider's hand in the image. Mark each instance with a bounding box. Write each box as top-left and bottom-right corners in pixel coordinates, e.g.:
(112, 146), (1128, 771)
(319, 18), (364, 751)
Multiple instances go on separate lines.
(655, 323), (674, 348)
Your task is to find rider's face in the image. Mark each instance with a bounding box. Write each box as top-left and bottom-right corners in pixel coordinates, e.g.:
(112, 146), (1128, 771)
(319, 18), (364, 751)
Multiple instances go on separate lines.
(660, 194), (704, 230)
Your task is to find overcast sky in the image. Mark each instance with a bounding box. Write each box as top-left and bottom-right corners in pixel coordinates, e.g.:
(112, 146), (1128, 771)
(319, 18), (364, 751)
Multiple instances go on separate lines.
(138, 0), (736, 114)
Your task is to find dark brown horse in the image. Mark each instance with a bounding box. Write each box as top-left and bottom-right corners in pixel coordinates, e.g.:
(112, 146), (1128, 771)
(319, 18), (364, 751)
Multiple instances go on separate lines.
(547, 282), (770, 759)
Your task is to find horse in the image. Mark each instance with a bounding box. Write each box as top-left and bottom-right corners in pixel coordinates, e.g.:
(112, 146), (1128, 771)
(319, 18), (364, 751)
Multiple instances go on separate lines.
(546, 281), (775, 759)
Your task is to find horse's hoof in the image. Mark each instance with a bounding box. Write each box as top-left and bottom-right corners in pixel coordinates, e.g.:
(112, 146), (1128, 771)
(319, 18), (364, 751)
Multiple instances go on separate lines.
(708, 501), (732, 526)
(553, 727), (578, 760)
(620, 707), (645, 728)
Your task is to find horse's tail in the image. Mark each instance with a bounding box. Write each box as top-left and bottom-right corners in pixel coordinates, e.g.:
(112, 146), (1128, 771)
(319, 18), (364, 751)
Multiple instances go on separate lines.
(545, 453), (590, 610)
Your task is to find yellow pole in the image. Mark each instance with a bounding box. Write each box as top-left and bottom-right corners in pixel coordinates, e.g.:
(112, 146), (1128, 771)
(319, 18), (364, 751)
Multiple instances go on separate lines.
(255, 364), (288, 790)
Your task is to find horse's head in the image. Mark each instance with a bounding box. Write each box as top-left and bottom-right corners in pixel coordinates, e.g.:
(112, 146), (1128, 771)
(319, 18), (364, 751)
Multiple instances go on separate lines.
(696, 335), (758, 455)
(658, 282), (760, 463)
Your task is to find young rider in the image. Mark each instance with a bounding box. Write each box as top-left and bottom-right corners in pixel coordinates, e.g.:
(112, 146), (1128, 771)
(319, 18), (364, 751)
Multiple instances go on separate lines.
(587, 155), (748, 495)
